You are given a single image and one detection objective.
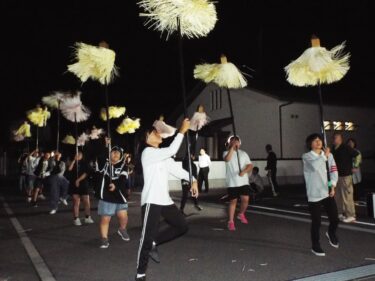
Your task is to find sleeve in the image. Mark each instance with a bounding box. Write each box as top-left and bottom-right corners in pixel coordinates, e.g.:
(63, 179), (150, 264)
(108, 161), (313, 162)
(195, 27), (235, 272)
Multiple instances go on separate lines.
(302, 151), (327, 172)
(353, 152), (362, 168)
(166, 158), (195, 182)
(328, 154), (338, 187)
(142, 134), (184, 166)
(243, 152), (252, 166)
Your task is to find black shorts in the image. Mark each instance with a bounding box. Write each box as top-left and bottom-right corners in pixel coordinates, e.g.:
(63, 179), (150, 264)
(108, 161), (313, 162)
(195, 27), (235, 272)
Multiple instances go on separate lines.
(227, 185), (250, 200)
(69, 182), (89, 196)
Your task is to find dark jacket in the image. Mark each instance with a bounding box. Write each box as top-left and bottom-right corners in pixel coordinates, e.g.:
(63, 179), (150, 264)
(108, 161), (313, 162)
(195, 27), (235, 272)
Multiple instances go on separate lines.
(34, 158), (53, 178)
(331, 144), (359, 177)
(95, 160), (128, 204)
(266, 151), (277, 171)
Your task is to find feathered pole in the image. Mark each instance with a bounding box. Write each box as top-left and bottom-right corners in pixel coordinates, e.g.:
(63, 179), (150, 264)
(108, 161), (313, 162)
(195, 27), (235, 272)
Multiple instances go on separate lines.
(13, 120), (32, 152)
(285, 35), (350, 189)
(137, 0), (217, 186)
(26, 104), (51, 150)
(60, 91), (91, 177)
(194, 54), (247, 172)
(67, 40), (118, 183)
(42, 92), (65, 151)
(189, 104), (210, 154)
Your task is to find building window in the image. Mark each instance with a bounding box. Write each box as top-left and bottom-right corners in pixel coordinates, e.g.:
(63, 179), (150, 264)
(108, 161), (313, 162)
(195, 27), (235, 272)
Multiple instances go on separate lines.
(324, 121), (332, 130)
(345, 122), (356, 131)
(325, 121), (357, 131)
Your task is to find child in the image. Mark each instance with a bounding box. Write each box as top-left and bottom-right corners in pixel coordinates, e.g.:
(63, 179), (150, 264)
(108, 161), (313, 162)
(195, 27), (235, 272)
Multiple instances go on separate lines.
(302, 133), (339, 256)
(223, 135), (253, 231)
(95, 144), (130, 248)
(249, 166), (264, 201)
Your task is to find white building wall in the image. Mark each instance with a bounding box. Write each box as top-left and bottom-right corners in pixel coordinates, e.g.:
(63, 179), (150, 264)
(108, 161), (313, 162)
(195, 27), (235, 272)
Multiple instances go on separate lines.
(174, 85), (375, 183)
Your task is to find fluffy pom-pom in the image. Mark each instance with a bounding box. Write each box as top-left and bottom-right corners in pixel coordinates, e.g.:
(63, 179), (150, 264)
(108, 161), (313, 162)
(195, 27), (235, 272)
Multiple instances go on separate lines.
(60, 91), (91, 123)
(138, 0), (217, 39)
(62, 134), (76, 145)
(100, 106), (126, 121)
(67, 42), (119, 85)
(285, 41), (350, 87)
(116, 117), (141, 134)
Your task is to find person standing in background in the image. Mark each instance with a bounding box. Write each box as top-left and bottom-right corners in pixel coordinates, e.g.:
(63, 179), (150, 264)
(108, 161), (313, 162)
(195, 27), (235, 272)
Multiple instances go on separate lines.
(198, 148), (211, 193)
(331, 133), (359, 223)
(346, 138), (362, 201)
(265, 144), (279, 197)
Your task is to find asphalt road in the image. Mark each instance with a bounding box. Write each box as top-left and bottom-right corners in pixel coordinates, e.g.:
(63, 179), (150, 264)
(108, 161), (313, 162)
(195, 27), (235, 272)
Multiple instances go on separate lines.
(1, 180), (375, 281)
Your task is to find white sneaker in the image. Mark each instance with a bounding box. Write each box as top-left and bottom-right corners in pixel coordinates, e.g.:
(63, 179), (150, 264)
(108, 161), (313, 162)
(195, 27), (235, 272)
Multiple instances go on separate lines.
(60, 198), (68, 206)
(27, 197), (32, 202)
(73, 218), (82, 226)
(343, 216), (356, 223)
(84, 217), (94, 224)
(38, 194), (46, 200)
(338, 214), (346, 221)
(49, 209), (57, 215)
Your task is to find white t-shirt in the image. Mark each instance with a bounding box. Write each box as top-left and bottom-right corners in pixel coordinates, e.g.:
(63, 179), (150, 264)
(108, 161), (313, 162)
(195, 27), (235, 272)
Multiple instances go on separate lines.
(141, 133), (191, 206)
(198, 154), (211, 168)
(223, 149), (252, 187)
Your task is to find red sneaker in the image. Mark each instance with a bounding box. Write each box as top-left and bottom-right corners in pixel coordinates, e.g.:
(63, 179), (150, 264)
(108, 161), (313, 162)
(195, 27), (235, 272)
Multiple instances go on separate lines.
(228, 221), (236, 231)
(237, 213), (248, 224)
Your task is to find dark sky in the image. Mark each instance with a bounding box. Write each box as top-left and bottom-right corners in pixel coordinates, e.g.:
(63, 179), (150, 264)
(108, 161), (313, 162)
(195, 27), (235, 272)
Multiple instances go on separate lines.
(1, 0), (374, 147)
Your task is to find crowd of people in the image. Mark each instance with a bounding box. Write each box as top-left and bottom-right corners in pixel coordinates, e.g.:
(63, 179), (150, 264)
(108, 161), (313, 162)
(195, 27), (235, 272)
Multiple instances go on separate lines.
(16, 118), (364, 280)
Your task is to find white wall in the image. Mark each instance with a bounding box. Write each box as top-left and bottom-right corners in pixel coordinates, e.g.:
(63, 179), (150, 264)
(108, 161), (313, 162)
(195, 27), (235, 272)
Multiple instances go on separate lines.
(174, 85), (375, 183)
(167, 159), (375, 191)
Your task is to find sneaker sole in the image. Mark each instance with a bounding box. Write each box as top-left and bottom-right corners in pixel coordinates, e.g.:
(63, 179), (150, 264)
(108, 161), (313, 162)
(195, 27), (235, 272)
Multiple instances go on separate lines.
(311, 249), (325, 256)
(325, 232), (339, 248)
(100, 245), (109, 249)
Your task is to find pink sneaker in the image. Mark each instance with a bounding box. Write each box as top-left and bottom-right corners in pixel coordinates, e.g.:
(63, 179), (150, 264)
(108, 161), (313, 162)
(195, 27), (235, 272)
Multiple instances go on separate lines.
(228, 221), (236, 231)
(237, 213), (248, 224)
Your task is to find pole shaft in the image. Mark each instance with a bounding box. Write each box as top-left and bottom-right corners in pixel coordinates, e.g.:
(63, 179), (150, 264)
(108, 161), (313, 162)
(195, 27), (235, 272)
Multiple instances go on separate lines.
(317, 84), (331, 188)
(226, 88), (241, 172)
(104, 86), (112, 183)
(177, 18), (193, 184)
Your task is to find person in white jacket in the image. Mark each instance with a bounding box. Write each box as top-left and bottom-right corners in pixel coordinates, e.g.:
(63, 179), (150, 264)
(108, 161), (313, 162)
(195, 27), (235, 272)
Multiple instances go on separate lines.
(302, 133), (339, 257)
(135, 118), (198, 281)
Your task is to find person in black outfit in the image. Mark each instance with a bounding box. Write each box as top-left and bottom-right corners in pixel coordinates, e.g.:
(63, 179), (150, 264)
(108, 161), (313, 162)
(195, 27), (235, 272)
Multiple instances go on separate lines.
(95, 143), (130, 248)
(265, 144), (279, 196)
(180, 154), (203, 214)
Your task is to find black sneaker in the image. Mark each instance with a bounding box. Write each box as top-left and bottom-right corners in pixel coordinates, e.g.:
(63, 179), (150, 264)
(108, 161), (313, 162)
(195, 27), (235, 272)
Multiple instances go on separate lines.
(100, 238), (109, 249)
(135, 275), (146, 281)
(325, 232), (339, 248)
(149, 244), (160, 263)
(311, 245), (325, 256)
(194, 204), (203, 211)
(117, 228), (130, 241)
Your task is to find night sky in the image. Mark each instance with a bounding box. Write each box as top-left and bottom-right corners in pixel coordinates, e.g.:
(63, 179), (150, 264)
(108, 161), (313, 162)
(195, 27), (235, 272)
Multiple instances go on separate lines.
(2, 0), (374, 148)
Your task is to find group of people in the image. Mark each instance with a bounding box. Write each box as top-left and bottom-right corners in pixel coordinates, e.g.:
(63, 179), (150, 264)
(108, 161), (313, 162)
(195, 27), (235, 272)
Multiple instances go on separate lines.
(16, 117), (364, 280)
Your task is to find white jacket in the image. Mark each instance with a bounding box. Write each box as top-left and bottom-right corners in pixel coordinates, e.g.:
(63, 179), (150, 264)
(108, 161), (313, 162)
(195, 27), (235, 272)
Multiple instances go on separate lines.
(141, 133), (192, 206)
(302, 151), (338, 202)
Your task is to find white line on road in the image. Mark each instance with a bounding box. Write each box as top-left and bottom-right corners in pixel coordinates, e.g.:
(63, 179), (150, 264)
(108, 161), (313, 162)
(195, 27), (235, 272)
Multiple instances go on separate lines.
(293, 264), (375, 281)
(0, 197), (57, 281)
(250, 205), (375, 227)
